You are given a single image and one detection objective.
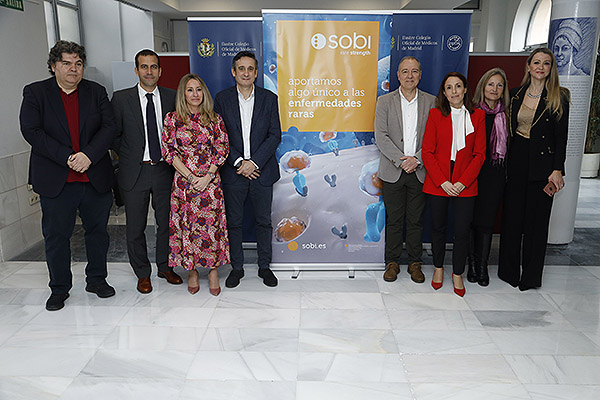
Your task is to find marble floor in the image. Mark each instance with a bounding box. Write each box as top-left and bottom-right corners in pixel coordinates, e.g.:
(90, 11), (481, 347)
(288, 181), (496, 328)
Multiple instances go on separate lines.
(0, 178), (599, 399)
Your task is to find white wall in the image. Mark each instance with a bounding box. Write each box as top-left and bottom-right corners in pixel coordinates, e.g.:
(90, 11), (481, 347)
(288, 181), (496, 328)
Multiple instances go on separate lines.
(153, 13), (172, 52)
(0, 0), (48, 260)
(0, 0), (49, 159)
(172, 20), (189, 52)
(80, 0), (123, 94)
(80, 0), (154, 95)
(120, 3), (154, 64)
(474, 0), (523, 52)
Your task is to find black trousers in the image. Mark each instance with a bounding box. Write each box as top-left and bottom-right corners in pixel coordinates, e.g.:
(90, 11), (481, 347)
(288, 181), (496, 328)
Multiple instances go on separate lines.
(472, 163), (505, 234)
(121, 162), (173, 279)
(40, 182), (113, 294)
(429, 194), (475, 274)
(223, 180), (273, 270)
(498, 135), (553, 288)
(382, 173), (425, 264)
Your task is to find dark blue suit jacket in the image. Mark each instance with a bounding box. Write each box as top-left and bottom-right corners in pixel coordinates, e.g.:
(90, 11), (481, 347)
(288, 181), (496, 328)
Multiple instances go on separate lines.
(20, 77), (116, 198)
(214, 85), (281, 186)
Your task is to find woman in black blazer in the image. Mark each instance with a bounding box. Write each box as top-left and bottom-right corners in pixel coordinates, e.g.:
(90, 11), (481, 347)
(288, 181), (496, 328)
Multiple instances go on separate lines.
(498, 47), (570, 291)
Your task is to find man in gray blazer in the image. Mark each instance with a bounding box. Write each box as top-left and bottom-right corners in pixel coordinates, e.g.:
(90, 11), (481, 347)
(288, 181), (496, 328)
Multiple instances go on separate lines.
(375, 56), (435, 284)
(111, 49), (182, 294)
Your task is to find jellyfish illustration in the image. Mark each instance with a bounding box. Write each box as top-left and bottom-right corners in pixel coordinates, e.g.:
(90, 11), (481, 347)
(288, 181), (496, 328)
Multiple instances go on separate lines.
(359, 159), (385, 242)
(280, 150), (311, 197)
(319, 131), (340, 156)
(274, 216), (307, 242)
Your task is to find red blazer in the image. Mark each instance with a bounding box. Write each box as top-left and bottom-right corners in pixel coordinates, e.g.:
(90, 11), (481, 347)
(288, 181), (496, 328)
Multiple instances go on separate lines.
(422, 108), (486, 197)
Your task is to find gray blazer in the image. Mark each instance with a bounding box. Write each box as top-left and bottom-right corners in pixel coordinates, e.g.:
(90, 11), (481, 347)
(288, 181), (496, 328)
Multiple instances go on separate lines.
(374, 88), (435, 184)
(111, 85), (176, 191)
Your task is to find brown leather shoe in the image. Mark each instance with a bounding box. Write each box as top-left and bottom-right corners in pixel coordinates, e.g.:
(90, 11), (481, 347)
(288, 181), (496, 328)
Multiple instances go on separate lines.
(157, 270), (183, 285)
(408, 262), (425, 283)
(137, 277), (152, 294)
(383, 262), (400, 282)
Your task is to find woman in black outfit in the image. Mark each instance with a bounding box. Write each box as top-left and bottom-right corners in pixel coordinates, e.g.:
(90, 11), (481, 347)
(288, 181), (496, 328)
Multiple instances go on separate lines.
(467, 68), (510, 287)
(498, 47), (570, 291)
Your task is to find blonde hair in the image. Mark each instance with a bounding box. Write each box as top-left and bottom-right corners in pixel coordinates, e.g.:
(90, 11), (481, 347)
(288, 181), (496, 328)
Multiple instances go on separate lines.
(175, 73), (219, 125)
(521, 47), (570, 119)
(473, 68), (509, 112)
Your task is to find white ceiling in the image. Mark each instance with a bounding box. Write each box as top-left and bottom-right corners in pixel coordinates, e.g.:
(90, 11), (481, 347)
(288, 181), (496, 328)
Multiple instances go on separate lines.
(124, 0), (476, 18)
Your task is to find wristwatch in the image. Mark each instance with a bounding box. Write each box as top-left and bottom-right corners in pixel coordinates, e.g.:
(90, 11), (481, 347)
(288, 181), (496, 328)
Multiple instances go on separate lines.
(207, 171), (215, 180)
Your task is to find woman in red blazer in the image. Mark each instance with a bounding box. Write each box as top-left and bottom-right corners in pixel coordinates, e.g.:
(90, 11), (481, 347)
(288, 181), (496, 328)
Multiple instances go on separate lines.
(422, 72), (486, 297)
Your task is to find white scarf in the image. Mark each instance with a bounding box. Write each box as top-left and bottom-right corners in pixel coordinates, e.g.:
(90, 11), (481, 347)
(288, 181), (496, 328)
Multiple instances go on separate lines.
(450, 106), (475, 161)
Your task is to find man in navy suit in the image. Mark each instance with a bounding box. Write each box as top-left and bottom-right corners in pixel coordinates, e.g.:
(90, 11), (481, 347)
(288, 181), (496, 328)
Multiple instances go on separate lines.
(111, 49), (182, 294)
(214, 51), (282, 288)
(20, 41), (117, 311)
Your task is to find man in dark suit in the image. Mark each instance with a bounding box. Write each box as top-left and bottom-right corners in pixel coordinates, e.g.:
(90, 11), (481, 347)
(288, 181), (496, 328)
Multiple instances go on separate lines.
(214, 51), (282, 288)
(111, 49), (182, 294)
(375, 56), (435, 284)
(20, 41), (116, 311)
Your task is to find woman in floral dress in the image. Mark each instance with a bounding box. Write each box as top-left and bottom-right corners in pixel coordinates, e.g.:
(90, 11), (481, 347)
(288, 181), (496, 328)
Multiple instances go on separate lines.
(162, 73), (230, 296)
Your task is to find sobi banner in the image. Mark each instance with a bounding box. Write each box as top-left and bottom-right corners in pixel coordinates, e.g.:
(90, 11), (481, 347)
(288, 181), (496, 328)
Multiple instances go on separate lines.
(390, 12), (472, 95)
(188, 18), (263, 98)
(263, 11), (392, 266)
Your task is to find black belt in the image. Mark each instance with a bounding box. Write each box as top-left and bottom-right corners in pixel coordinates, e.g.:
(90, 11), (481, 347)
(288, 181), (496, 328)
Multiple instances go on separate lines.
(141, 160), (162, 165)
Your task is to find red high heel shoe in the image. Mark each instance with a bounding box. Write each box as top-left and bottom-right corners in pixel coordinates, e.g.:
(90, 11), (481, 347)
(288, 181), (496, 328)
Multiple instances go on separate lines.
(208, 269), (221, 296)
(188, 269), (199, 295)
(431, 267), (444, 290)
(452, 273), (465, 297)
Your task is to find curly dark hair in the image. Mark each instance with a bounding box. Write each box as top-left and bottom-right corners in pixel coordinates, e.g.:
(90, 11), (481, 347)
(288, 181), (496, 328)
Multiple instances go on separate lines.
(47, 40), (86, 75)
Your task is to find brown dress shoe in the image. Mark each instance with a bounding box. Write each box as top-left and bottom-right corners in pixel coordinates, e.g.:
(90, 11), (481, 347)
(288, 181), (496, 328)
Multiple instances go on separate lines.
(137, 277), (152, 294)
(158, 270), (183, 285)
(408, 262), (425, 283)
(383, 262), (400, 282)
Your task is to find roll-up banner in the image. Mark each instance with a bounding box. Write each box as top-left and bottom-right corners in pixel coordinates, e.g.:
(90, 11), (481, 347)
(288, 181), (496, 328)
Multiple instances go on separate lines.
(187, 17), (263, 98)
(263, 11), (392, 266)
(188, 17), (263, 243)
(390, 12), (472, 243)
(390, 12), (472, 96)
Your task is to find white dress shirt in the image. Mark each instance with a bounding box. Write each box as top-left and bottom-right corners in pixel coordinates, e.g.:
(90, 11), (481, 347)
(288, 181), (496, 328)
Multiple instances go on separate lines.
(235, 85), (256, 167)
(399, 89), (419, 157)
(137, 84), (163, 162)
(450, 105), (475, 161)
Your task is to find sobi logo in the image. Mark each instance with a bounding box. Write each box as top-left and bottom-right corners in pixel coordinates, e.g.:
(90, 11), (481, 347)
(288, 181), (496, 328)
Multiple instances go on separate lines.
(311, 33), (328, 50)
(311, 32), (372, 50)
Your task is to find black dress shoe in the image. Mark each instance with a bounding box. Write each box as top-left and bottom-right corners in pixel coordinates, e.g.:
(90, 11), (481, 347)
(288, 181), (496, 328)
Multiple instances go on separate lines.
(225, 269), (244, 288)
(45, 293), (69, 311)
(258, 268), (278, 287)
(85, 282), (116, 298)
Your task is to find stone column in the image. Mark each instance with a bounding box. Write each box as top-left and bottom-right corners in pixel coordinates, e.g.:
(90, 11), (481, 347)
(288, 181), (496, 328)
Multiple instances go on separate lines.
(547, 0), (600, 244)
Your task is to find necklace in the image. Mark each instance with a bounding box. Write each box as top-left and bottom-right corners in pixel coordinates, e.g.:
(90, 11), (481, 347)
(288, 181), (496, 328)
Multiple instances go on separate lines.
(527, 89), (542, 99)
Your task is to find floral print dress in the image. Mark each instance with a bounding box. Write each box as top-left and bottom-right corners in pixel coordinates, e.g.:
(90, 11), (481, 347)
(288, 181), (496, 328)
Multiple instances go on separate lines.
(161, 112), (230, 270)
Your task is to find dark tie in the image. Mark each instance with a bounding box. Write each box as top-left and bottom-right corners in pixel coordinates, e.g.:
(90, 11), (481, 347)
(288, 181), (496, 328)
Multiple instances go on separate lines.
(146, 93), (161, 163)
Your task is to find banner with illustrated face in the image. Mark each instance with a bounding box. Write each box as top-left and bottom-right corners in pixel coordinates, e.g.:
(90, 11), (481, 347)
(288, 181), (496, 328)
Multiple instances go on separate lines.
(263, 11), (392, 266)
